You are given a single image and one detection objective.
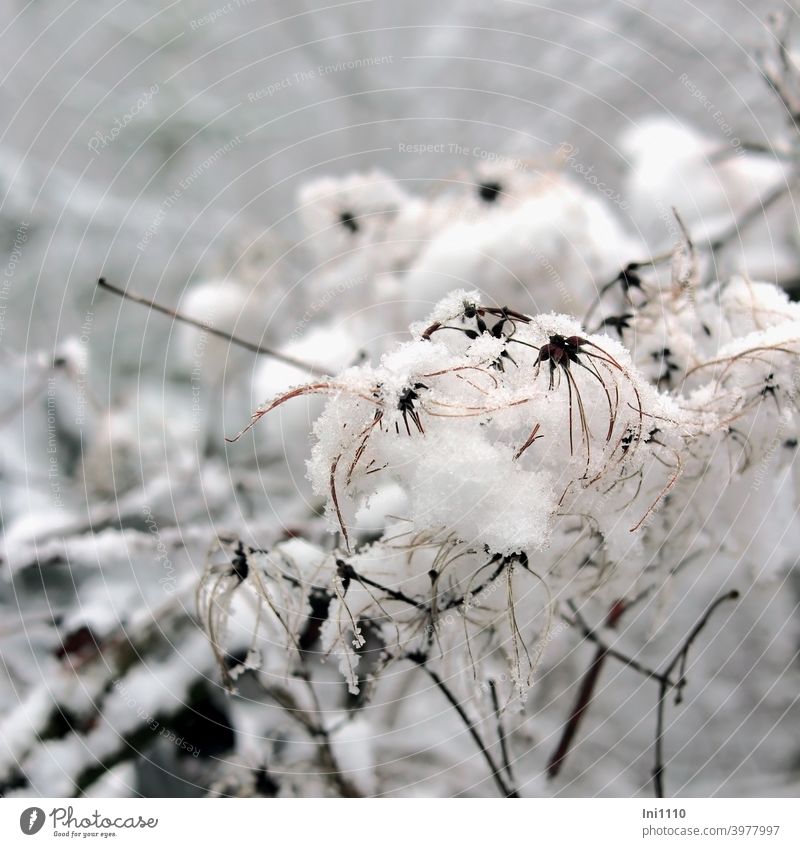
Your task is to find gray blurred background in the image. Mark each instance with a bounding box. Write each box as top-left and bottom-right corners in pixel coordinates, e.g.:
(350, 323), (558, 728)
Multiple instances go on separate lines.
(0, 0), (793, 376)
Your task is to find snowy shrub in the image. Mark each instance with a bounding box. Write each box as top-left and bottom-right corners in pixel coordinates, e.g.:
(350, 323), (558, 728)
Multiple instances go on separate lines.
(207, 264), (800, 795)
(4, 7), (800, 802)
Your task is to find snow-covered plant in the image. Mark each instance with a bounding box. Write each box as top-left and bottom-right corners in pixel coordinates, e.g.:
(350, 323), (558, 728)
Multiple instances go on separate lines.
(6, 14), (800, 800)
(202, 249), (800, 795)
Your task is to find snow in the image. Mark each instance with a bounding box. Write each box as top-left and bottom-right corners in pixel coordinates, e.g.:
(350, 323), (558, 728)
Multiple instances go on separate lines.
(3, 0), (800, 801)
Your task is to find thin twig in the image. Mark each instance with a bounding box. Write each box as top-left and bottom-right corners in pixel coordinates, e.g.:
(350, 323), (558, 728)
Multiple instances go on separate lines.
(408, 653), (519, 798)
(443, 553), (507, 610)
(553, 591), (738, 792)
(488, 679), (516, 789)
(705, 180), (793, 256)
(652, 589), (739, 798)
(97, 278), (327, 376)
(547, 639), (608, 780)
(708, 141), (796, 162)
(337, 560), (427, 610)
(547, 600), (625, 779)
(587, 179), (796, 329)
(255, 674), (362, 797)
(758, 13), (800, 134)
(566, 605), (668, 684)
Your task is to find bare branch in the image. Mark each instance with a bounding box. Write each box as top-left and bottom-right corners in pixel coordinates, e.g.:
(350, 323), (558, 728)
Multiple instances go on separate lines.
(408, 652), (519, 798)
(652, 590), (739, 798)
(97, 277), (328, 376)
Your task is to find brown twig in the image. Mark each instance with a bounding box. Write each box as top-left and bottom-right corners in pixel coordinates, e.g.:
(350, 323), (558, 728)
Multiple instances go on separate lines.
(547, 599), (626, 779)
(97, 277), (327, 376)
(550, 591), (739, 793)
(566, 604), (668, 684)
